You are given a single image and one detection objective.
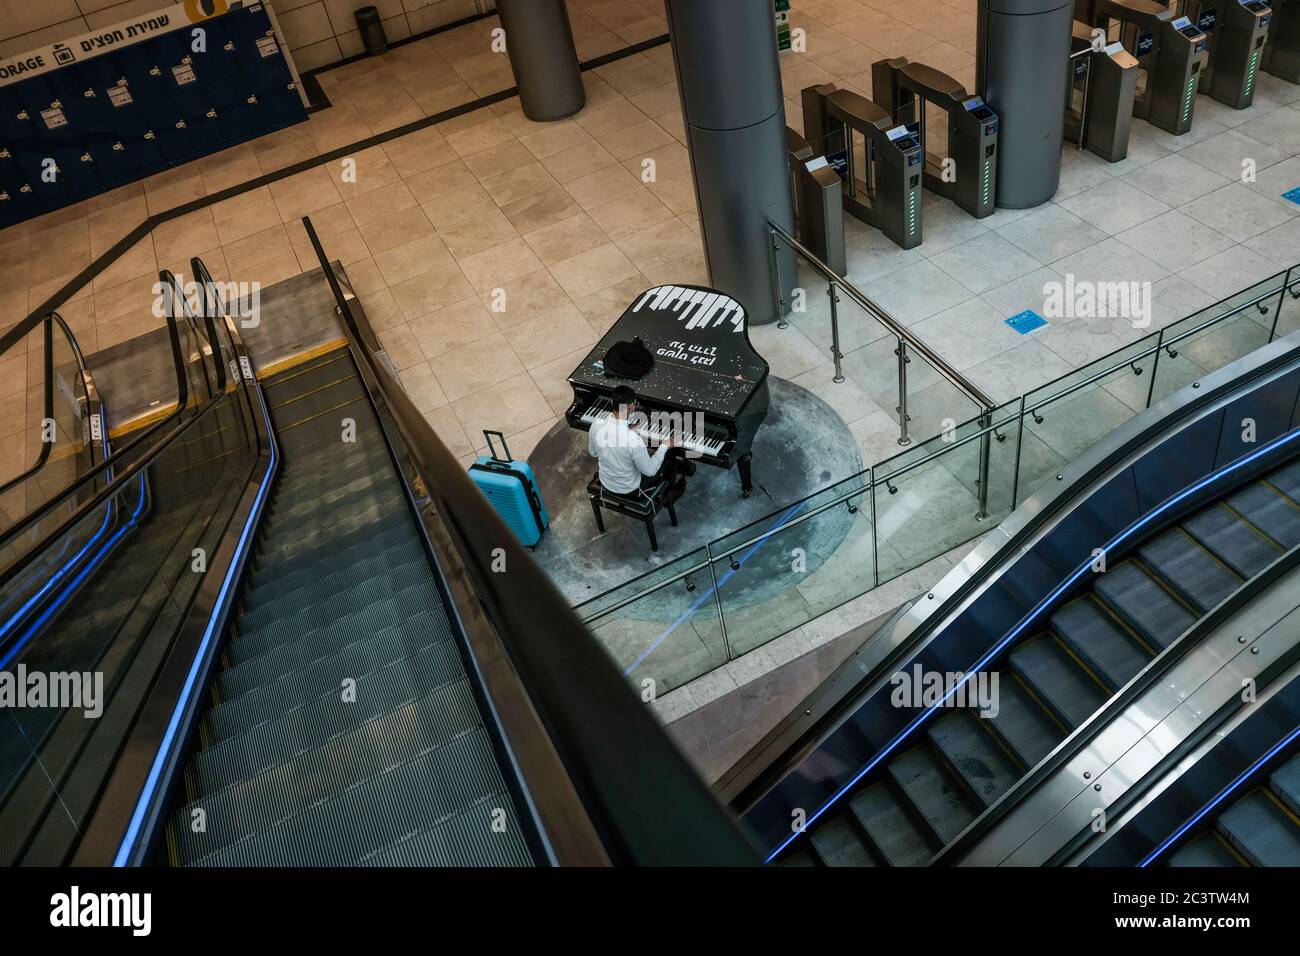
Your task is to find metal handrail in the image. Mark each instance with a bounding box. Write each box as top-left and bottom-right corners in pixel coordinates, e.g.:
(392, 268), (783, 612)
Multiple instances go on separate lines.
(766, 220), (997, 412)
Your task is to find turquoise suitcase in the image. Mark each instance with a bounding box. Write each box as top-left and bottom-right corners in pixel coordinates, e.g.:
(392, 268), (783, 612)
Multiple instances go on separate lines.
(468, 431), (549, 549)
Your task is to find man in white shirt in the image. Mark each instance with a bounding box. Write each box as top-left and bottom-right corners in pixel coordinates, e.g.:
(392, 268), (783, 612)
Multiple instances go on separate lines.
(588, 385), (678, 496)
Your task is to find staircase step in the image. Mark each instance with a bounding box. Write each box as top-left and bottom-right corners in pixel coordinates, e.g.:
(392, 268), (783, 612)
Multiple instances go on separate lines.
(1139, 527), (1241, 614)
(887, 746), (978, 846)
(248, 517), (414, 587)
(1269, 753), (1300, 817)
(1168, 834), (1243, 867)
(1051, 596), (1151, 691)
(1265, 458), (1300, 504)
(1218, 790), (1300, 867)
(194, 639), (467, 792)
(927, 710), (1022, 809)
(849, 783), (936, 867)
(985, 674), (1064, 768)
(1185, 503), (1283, 578)
(1009, 635), (1108, 729)
(358, 799), (533, 867)
(1227, 482), (1300, 549)
(809, 815), (877, 866)
(243, 542), (426, 616)
(1094, 562), (1195, 651)
(184, 729), (507, 866)
(175, 680), (483, 862)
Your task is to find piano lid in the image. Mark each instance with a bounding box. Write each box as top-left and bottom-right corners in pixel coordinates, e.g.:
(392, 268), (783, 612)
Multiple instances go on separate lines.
(568, 284), (769, 418)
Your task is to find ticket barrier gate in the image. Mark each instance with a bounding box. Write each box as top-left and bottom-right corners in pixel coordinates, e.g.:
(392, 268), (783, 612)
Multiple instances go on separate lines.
(1263, 0), (1300, 82)
(1065, 21), (1139, 160)
(1178, 0), (1271, 107)
(1078, 0), (1208, 134)
(869, 59), (997, 219)
(801, 83), (924, 249)
(785, 125), (847, 273)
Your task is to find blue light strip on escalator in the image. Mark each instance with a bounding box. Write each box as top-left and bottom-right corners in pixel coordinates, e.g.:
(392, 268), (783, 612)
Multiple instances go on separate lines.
(113, 381), (277, 866)
(764, 425), (1300, 863)
(1138, 723), (1300, 867)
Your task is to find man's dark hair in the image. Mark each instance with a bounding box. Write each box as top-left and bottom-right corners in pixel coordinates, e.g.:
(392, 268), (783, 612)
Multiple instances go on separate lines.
(612, 385), (636, 411)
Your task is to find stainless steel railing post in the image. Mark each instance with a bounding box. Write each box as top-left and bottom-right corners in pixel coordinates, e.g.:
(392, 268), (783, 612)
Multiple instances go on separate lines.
(976, 408), (992, 520)
(896, 337), (911, 446)
(768, 226), (789, 329)
(829, 281), (844, 383)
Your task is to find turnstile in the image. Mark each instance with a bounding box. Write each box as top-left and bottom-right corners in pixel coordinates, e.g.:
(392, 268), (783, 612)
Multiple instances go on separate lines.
(801, 84), (923, 248)
(785, 124), (847, 273)
(1066, 20), (1139, 160)
(870, 59), (997, 219)
(1263, 0), (1300, 82)
(1181, 0), (1272, 106)
(1079, 0), (1208, 134)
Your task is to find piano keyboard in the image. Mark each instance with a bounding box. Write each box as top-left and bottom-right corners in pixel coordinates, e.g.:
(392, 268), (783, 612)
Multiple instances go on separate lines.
(579, 397), (727, 458)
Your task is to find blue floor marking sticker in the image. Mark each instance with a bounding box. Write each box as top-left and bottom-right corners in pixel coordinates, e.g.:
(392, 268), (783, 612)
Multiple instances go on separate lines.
(1006, 309), (1048, 334)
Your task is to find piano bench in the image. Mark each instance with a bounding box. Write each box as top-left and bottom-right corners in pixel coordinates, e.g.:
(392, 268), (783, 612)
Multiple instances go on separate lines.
(586, 473), (683, 553)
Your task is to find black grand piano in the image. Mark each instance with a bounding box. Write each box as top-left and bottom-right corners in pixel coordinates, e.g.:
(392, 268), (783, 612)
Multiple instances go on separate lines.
(566, 284), (769, 497)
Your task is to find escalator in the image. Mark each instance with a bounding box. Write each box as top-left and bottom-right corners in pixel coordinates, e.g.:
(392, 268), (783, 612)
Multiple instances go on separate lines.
(0, 224), (755, 868)
(165, 349), (532, 866)
(787, 459), (1300, 867)
(732, 330), (1300, 868)
(1166, 753), (1300, 867)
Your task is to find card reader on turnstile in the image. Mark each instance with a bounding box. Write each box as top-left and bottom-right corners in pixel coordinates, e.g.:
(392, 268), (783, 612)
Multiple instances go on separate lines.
(1066, 22), (1140, 161)
(1179, 0), (1271, 107)
(801, 83), (924, 248)
(1080, 0), (1207, 134)
(1263, 0), (1300, 82)
(870, 58), (998, 218)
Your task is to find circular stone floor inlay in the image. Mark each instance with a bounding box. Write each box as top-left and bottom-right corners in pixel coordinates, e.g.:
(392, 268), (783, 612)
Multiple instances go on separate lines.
(527, 377), (864, 617)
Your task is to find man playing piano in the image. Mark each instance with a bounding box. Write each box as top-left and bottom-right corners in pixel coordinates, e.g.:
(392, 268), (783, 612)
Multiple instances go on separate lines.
(588, 385), (683, 497)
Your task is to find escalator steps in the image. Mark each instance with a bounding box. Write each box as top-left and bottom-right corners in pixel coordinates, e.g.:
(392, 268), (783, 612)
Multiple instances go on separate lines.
(808, 815), (877, 866)
(1218, 790), (1300, 867)
(1227, 482), (1300, 549)
(1168, 834), (1243, 867)
(887, 746), (978, 845)
(1270, 753), (1300, 816)
(359, 799), (532, 867)
(849, 784), (936, 867)
(777, 849), (819, 867)
(1183, 503), (1281, 578)
(927, 710), (1022, 809)
(188, 728), (507, 866)
(1266, 459), (1300, 504)
(1138, 527), (1242, 615)
(174, 681), (485, 862)
(1050, 596), (1151, 691)
(1093, 562), (1194, 651)
(194, 640), (468, 793)
(1009, 635), (1108, 729)
(984, 674), (1063, 769)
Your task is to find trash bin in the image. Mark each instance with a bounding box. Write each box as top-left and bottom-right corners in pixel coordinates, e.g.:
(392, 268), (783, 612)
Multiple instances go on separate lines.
(355, 6), (388, 56)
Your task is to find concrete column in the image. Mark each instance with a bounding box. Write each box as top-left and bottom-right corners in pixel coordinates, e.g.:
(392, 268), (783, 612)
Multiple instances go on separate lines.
(497, 0), (585, 122)
(976, 0), (1074, 207)
(665, 0), (795, 326)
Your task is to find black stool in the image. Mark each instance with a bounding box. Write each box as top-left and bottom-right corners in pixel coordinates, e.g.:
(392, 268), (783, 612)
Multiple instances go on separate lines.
(587, 473), (683, 552)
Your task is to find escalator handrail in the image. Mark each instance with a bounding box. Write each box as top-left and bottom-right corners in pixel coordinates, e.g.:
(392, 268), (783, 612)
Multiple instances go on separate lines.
(0, 277), (221, 594)
(0, 318), (54, 499)
(301, 216), (757, 866)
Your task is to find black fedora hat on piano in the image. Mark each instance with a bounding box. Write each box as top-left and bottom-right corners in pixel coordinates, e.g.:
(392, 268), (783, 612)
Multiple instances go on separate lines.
(603, 336), (655, 379)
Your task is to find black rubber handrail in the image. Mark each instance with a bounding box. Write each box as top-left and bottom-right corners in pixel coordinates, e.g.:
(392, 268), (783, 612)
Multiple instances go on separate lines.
(0, 282), (192, 558)
(0, 276), (229, 592)
(0, 309), (96, 499)
(302, 216), (757, 866)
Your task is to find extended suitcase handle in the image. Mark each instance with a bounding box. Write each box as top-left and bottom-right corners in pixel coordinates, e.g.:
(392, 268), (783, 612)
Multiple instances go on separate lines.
(483, 430), (512, 462)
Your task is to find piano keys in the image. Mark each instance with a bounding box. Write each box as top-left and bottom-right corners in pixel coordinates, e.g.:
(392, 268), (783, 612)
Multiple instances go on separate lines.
(566, 284), (770, 497)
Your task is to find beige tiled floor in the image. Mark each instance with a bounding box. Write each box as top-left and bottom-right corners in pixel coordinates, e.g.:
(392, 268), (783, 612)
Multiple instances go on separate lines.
(4, 0), (1300, 487)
